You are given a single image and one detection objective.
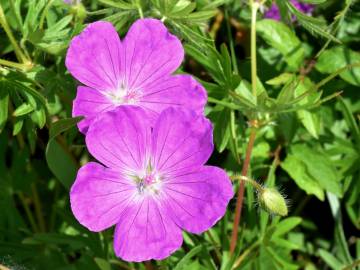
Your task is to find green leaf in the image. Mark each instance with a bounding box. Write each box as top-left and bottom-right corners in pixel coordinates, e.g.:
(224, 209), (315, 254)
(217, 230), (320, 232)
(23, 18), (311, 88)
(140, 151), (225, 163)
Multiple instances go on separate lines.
(257, 19), (305, 69)
(30, 108), (46, 129)
(266, 73), (294, 86)
(327, 192), (353, 264)
(0, 89), (9, 132)
(94, 258), (112, 270)
(316, 46), (360, 86)
(98, 0), (135, 9)
(13, 118), (24, 135)
(169, 2), (196, 17)
(338, 97), (360, 152)
(281, 154), (325, 200)
(286, 1), (340, 43)
(173, 245), (203, 270)
(13, 103), (34, 117)
(265, 246), (299, 270)
(186, 10), (218, 22)
(45, 139), (77, 189)
(49, 117), (83, 141)
(318, 249), (344, 270)
(271, 237), (301, 250)
(210, 108), (230, 153)
(46, 117), (82, 189)
(273, 217), (302, 237)
(234, 80), (257, 107)
(297, 110), (320, 138)
(291, 145), (342, 197)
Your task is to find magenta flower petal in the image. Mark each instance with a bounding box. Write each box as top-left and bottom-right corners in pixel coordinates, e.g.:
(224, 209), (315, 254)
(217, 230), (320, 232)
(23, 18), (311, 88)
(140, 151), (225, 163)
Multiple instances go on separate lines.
(151, 107), (213, 173)
(113, 197), (183, 262)
(139, 74), (207, 121)
(162, 166), (233, 233)
(70, 162), (137, 231)
(66, 21), (122, 91)
(70, 106), (233, 262)
(72, 86), (115, 133)
(86, 106), (151, 172)
(123, 18), (183, 90)
(66, 19), (207, 133)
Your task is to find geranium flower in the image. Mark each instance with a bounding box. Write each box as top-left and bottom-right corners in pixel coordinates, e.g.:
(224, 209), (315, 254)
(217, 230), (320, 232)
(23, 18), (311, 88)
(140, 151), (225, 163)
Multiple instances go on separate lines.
(70, 106), (233, 262)
(66, 19), (207, 133)
(265, 0), (314, 21)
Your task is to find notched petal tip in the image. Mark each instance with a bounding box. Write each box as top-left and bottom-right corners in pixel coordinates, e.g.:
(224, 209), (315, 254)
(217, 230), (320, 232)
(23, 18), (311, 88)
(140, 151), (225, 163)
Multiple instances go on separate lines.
(66, 20), (122, 91)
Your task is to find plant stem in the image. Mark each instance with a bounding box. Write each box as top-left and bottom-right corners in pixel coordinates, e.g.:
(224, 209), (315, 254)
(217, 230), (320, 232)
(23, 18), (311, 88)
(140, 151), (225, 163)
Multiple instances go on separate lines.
(225, 9), (238, 74)
(229, 127), (257, 255)
(230, 110), (241, 163)
(250, 0), (259, 96)
(206, 230), (222, 262)
(32, 183), (46, 232)
(49, 182), (59, 231)
(315, 62), (360, 89)
(232, 239), (261, 269)
(229, 0), (260, 256)
(0, 4), (30, 64)
(9, 0), (22, 30)
(342, 259), (360, 270)
(207, 96), (240, 110)
(0, 263), (11, 270)
(136, 0), (144, 18)
(231, 175), (263, 192)
(39, 0), (55, 30)
(17, 192), (39, 233)
(0, 58), (31, 71)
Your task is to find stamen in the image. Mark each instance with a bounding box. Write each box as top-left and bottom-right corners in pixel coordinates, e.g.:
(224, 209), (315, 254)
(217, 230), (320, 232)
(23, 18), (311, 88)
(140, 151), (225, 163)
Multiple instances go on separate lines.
(103, 81), (142, 105)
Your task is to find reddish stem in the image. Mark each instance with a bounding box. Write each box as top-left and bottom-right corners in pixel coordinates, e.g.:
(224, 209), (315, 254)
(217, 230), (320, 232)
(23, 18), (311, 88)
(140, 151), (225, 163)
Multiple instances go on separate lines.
(229, 128), (257, 255)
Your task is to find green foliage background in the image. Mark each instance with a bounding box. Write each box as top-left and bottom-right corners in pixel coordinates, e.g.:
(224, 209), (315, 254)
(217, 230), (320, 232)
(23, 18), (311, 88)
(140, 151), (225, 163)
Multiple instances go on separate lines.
(0, 0), (359, 269)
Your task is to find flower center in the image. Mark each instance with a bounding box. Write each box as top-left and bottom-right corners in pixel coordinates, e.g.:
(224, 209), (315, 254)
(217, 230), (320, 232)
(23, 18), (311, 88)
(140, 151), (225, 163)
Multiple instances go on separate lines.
(136, 171), (162, 195)
(105, 83), (141, 105)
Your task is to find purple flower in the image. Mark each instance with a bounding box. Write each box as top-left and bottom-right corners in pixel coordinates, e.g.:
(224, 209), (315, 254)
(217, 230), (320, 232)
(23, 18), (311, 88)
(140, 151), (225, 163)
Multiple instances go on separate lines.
(66, 19), (207, 133)
(264, 0), (314, 21)
(70, 106), (233, 262)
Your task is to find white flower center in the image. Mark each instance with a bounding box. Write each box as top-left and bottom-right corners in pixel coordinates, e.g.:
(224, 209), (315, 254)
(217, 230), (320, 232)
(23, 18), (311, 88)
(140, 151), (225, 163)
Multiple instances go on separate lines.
(105, 83), (142, 105)
(135, 169), (162, 196)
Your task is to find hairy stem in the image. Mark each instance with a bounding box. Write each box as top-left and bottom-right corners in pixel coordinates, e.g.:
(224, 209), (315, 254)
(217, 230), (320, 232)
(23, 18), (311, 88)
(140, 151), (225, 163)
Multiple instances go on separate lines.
(229, 0), (259, 255)
(250, 1), (259, 96)
(231, 175), (263, 192)
(229, 128), (257, 255)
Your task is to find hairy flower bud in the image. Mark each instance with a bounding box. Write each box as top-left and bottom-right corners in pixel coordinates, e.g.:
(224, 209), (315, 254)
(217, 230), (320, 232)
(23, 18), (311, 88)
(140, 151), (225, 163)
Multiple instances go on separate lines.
(259, 188), (288, 216)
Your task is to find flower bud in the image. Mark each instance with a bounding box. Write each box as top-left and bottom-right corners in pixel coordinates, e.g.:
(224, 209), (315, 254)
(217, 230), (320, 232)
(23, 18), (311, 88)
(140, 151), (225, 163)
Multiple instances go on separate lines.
(259, 187), (288, 216)
(66, 1), (86, 22)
